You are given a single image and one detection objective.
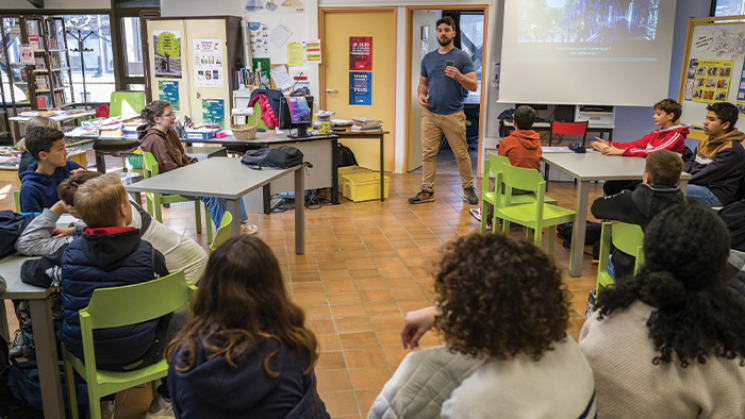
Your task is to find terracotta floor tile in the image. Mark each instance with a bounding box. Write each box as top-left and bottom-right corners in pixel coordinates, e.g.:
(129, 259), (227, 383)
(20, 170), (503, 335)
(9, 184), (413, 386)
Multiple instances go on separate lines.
(319, 390), (359, 417)
(324, 280), (357, 293)
(318, 260), (348, 271)
(356, 389), (382, 417)
(364, 302), (402, 317)
(390, 287), (427, 301)
(331, 303), (368, 319)
(370, 315), (404, 332)
(305, 305), (332, 320)
(359, 289), (394, 303)
(326, 291), (362, 305)
(316, 369), (353, 392)
(291, 270), (322, 283)
(316, 351), (347, 370)
(339, 332), (379, 350)
(376, 330), (404, 348)
(350, 269), (382, 280)
(335, 317), (373, 334)
(344, 348), (388, 368)
(308, 318), (336, 335)
(349, 367), (392, 390)
(384, 277), (419, 288)
(321, 269), (352, 281)
(317, 333), (342, 352)
(346, 258), (377, 270)
(292, 282), (325, 294)
(373, 257), (405, 268)
(382, 347), (410, 368)
(294, 293), (328, 306)
(354, 278), (387, 290)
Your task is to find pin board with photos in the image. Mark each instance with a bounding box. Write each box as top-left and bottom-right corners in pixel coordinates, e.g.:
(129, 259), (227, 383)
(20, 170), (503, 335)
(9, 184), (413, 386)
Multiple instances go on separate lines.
(678, 15), (745, 140)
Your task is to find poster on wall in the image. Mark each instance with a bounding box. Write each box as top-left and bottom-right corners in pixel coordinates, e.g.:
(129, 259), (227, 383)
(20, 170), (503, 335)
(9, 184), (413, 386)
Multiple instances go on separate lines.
(202, 99), (225, 128)
(737, 59), (745, 116)
(305, 40), (322, 64)
(193, 39), (224, 88)
(247, 21), (270, 58)
(252, 58), (271, 87)
(158, 80), (180, 111)
(349, 36), (372, 71)
(19, 45), (34, 65)
(244, 0), (305, 13)
(153, 30), (182, 78)
(349, 72), (372, 105)
(689, 58), (733, 104)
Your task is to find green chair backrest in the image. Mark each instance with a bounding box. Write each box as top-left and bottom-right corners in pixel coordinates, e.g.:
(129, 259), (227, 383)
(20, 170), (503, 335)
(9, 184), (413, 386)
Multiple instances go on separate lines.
(110, 91), (146, 119)
(610, 221), (645, 272)
(209, 211), (233, 252)
(14, 190), (21, 213)
(142, 151), (160, 178)
(500, 163), (546, 197)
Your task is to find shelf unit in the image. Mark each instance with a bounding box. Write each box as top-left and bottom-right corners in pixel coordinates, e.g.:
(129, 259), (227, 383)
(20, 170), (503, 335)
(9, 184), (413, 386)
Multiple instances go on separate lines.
(0, 16), (26, 141)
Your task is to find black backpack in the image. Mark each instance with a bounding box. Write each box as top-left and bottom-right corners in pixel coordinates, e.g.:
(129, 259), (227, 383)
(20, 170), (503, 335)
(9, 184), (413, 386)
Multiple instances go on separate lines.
(241, 146), (310, 170)
(0, 211), (35, 259)
(719, 200), (745, 251)
(337, 143), (358, 167)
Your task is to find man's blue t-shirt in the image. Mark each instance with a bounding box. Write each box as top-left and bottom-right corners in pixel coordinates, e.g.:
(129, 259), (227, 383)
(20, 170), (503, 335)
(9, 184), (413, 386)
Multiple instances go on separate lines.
(420, 48), (474, 115)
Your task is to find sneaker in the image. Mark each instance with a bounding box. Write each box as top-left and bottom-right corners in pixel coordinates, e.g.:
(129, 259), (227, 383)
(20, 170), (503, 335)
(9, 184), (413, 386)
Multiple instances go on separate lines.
(240, 221), (258, 235)
(146, 395), (175, 419)
(100, 400), (115, 419)
(408, 189), (434, 204)
(9, 329), (35, 359)
(463, 187), (479, 205)
(469, 207), (481, 222)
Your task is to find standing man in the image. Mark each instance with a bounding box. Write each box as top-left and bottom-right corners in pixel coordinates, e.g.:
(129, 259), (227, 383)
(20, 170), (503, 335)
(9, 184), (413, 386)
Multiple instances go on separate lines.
(409, 16), (479, 205)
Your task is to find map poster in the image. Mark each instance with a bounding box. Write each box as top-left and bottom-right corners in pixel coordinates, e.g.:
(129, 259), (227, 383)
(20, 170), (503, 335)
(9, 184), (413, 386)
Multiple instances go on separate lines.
(153, 30), (182, 78)
(349, 72), (372, 105)
(202, 99), (225, 128)
(349, 36), (372, 71)
(158, 80), (180, 111)
(690, 59), (732, 104)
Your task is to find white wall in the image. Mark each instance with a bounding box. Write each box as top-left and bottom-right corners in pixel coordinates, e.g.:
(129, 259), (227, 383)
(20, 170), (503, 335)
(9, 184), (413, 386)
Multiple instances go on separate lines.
(2, 0), (109, 8)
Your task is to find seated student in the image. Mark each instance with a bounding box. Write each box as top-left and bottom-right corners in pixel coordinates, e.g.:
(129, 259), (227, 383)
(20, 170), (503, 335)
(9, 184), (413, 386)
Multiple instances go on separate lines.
(19, 126), (85, 213)
(590, 149), (684, 280)
(370, 233), (596, 419)
(684, 101), (745, 206)
(470, 105), (541, 224)
(579, 201), (745, 418)
(137, 100), (257, 235)
(13, 116), (62, 174)
(16, 171), (207, 284)
(592, 98), (688, 195)
(59, 173), (180, 419)
(166, 235), (329, 418)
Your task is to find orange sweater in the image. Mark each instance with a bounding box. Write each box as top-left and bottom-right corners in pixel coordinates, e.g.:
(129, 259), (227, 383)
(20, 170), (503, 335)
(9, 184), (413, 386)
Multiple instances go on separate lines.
(498, 129), (542, 169)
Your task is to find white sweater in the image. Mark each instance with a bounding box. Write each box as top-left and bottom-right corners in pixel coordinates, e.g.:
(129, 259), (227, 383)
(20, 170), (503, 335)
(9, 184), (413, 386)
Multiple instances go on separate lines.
(579, 300), (745, 418)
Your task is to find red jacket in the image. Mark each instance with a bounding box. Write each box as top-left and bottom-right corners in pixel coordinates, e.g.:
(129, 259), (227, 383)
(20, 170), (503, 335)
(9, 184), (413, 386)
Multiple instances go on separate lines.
(613, 125), (689, 157)
(498, 129), (542, 169)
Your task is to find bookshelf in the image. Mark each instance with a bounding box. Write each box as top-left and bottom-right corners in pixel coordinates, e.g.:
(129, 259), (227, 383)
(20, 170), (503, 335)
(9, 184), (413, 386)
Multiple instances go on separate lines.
(0, 16), (27, 141)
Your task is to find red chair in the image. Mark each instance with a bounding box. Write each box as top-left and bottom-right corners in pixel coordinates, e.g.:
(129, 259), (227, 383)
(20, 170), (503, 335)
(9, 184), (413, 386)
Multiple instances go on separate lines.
(545, 121), (588, 186)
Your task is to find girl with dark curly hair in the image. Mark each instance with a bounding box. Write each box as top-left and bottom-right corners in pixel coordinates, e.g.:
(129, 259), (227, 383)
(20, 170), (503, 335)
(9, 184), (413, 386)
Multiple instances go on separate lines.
(166, 235), (329, 418)
(370, 232), (596, 418)
(580, 200), (745, 417)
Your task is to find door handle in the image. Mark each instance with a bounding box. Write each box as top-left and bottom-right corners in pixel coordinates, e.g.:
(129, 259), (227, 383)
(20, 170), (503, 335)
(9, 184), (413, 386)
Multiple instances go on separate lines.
(326, 89), (338, 93)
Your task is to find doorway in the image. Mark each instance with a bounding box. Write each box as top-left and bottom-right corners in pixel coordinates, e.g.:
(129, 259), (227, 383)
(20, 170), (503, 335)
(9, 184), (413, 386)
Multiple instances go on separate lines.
(405, 7), (487, 174)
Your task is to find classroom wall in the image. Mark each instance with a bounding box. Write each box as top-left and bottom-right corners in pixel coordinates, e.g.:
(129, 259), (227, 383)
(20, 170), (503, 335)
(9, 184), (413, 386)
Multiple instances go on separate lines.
(1, 0), (110, 9)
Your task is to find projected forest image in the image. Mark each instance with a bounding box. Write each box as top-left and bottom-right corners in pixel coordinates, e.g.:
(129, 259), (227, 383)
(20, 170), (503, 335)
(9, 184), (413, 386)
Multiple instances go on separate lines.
(517, 0), (661, 42)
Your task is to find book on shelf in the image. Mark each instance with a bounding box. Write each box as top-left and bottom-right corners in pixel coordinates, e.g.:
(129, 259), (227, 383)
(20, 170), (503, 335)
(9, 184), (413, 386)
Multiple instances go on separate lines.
(28, 35), (40, 50)
(35, 75), (49, 89)
(36, 93), (51, 109)
(34, 57), (46, 70)
(53, 91), (66, 105)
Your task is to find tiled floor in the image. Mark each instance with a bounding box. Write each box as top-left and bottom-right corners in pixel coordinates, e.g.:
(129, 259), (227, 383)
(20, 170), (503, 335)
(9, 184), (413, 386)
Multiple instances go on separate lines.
(3, 148), (604, 418)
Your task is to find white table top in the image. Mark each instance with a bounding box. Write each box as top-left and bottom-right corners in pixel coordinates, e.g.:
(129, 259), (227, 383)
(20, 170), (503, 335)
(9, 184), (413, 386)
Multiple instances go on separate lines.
(0, 254), (51, 300)
(10, 111), (95, 123)
(503, 120), (615, 129)
(125, 157), (299, 199)
(542, 151), (691, 182)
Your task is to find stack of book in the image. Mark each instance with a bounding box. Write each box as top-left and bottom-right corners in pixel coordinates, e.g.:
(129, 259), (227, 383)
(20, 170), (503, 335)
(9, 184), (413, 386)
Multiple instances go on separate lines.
(351, 117), (382, 132)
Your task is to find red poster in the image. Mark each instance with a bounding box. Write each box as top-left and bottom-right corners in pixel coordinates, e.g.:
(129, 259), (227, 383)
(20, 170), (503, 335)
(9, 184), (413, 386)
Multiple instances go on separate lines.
(349, 36), (372, 71)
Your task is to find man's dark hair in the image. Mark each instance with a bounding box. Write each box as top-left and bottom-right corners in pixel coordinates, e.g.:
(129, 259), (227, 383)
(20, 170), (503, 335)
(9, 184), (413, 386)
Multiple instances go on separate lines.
(24, 127), (64, 161)
(513, 105), (536, 130)
(645, 149), (683, 187)
(654, 98), (682, 123)
(436, 16), (456, 30)
(707, 102), (738, 132)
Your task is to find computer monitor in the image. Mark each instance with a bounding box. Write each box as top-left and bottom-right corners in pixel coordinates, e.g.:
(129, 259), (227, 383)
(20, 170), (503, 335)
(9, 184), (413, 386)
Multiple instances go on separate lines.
(279, 96), (314, 138)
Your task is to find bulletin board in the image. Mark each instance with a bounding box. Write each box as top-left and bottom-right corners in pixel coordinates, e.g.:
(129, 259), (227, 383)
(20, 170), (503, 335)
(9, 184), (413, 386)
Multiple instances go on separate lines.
(678, 15), (745, 140)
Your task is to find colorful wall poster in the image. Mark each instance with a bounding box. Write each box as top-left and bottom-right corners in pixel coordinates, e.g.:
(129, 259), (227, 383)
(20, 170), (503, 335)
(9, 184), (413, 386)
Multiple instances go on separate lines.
(193, 39), (224, 88)
(245, 0), (305, 13)
(153, 30), (182, 78)
(252, 58), (271, 87)
(247, 21), (270, 58)
(737, 59), (745, 117)
(202, 99), (225, 128)
(349, 72), (372, 105)
(349, 36), (372, 71)
(158, 80), (180, 111)
(690, 59), (732, 104)
(304, 40), (321, 64)
(19, 45), (34, 65)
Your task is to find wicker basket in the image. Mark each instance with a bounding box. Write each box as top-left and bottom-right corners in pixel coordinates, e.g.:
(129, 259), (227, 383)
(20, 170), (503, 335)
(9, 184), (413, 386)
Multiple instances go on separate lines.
(231, 123), (258, 141)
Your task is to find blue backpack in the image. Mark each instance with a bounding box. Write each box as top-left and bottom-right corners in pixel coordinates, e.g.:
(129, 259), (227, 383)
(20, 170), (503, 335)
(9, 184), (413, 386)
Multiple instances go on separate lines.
(0, 210), (35, 259)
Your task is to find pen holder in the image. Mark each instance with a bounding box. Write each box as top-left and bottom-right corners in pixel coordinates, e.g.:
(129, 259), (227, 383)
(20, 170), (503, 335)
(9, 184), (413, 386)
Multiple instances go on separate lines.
(231, 123), (258, 141)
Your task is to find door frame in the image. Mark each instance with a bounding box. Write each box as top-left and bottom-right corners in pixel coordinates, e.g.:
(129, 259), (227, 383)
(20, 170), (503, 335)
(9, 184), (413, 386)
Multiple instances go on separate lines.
(403, 5), (488, 174)
(318, 7), (397, 172)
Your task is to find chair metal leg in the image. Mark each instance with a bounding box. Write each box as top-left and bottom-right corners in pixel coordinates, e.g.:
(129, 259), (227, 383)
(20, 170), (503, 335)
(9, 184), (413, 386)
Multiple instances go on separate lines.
(548, 226), (555, 254)
(479, 202), (487, 234)
(154, 196), (163, 223)
(62, 355), (79, 419)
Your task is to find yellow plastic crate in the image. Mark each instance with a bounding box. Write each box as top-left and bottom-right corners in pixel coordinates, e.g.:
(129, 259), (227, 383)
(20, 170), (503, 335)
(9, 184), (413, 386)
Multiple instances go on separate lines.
(340, 166), (390, 202)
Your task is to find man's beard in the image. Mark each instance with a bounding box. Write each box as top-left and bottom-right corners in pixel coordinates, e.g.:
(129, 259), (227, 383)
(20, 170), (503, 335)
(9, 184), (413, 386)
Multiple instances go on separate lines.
(438, 37), (452, 47)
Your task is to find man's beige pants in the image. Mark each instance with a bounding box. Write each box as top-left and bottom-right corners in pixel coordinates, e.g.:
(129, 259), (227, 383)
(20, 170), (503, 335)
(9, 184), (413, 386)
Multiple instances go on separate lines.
(420, 108), (474, 192)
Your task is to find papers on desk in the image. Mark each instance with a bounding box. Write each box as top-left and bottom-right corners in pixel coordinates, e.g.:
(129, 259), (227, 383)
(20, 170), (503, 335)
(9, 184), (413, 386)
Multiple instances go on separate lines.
(542, 146), (572, 153)
(56, 214), (79, 229)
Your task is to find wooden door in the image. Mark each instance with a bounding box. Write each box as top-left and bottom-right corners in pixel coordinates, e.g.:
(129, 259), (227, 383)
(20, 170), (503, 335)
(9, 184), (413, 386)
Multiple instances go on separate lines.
(320, 9), (396, 172)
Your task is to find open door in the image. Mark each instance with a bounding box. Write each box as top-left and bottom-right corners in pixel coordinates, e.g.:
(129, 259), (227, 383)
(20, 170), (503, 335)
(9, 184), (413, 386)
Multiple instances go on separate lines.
(320, 8), (396, 172)
(407, 11), (437, 172)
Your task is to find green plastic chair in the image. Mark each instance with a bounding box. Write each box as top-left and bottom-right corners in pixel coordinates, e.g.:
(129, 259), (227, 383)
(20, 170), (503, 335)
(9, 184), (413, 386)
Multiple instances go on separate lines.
(494, 163), (577, 254)
(596, 220), (645, 294)
(61, 270), (197, 419)
(142, 152), (213, 244)
(246, 101), (270, 131)
(479, 152), (558, 233)
(14, 190), (21, 213)
(209, 211), (233, 252)
(109, 91), (146, 119)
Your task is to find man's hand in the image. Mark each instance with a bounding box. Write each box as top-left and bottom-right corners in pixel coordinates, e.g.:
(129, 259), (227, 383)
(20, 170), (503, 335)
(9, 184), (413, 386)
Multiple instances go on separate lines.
(601, 145), (625, 155)
(52, 227), (75, 238)
(591, 138), (610, 152)
(70, 168), (87, 175)
(418, 93), (430, 108)
(401, 306), (439, 349)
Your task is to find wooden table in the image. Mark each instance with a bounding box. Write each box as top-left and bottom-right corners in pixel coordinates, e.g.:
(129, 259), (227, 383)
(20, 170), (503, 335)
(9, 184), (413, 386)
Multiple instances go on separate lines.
(0, 147), (89, 185)
(125, 157), (305, 254)
(541, 151), (690, 277)
(504, 120), (615, 141)
(0, 255), (65, 418)
(334, 128), (388, 202)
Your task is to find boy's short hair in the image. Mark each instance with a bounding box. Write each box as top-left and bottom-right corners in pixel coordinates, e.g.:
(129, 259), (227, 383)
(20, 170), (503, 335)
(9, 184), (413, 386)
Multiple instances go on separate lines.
(513, 105), (536, 130)
(654, 98), (682, 123)
(707, 102), (738, 132)
(73, 173), (128, 228)
(436, 16), (456, 30)
(24, 127), (65, 161)
(645, 149), (683, 187)
(58, 171), (103, 206)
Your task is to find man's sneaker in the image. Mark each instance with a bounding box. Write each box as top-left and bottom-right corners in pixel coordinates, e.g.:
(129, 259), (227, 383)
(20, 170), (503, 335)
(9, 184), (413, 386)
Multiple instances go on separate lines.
(469, 207), (481, 222)
(463, 187), (479, 205)
(240, 221), (258, 235)
(9, 329), (35, 359)
(408, 190), (434, 204)
(146, 395), (175, 419)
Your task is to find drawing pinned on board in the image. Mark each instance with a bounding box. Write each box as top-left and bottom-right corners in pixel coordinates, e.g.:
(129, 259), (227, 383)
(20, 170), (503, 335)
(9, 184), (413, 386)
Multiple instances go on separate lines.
(265, 0), (278, 11)
(245, 0), (263, 11)
(269, 23), (292, 48)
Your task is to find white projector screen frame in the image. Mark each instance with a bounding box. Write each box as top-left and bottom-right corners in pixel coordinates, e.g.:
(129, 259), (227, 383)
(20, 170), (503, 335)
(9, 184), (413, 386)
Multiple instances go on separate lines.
(499, 0), (678, 106)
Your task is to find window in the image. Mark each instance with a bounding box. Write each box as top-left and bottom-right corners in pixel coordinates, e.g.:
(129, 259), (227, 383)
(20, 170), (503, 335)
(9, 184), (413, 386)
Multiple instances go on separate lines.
(121, 17), (144, 78)
(713, 0), (745, 16)
(64, 15), (115, 103)
(458, 13), (484, 105)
